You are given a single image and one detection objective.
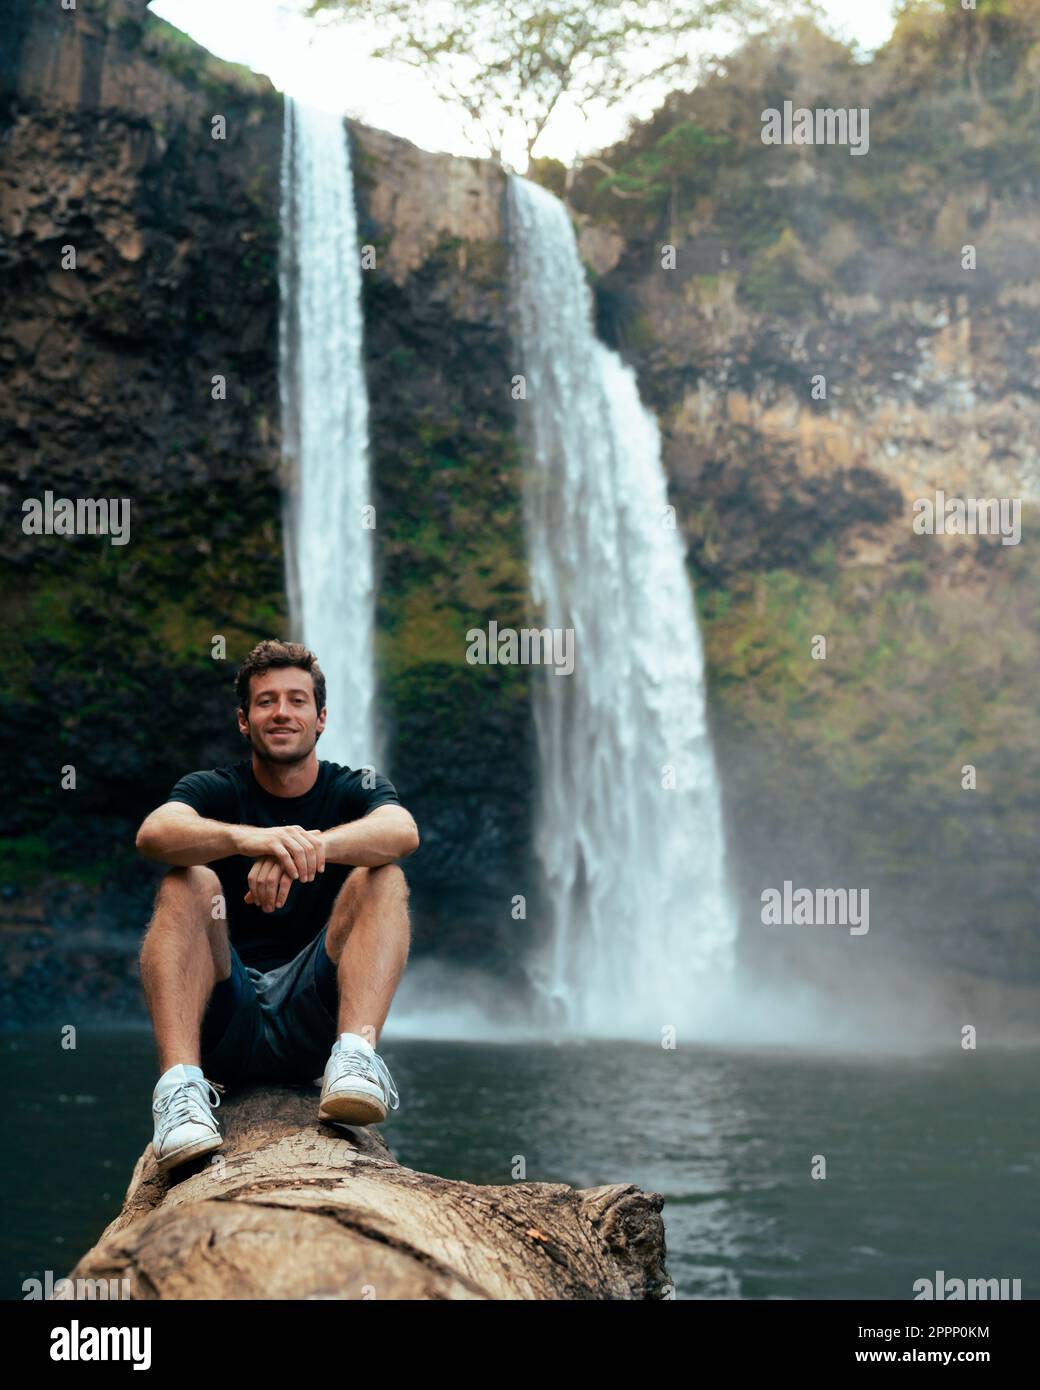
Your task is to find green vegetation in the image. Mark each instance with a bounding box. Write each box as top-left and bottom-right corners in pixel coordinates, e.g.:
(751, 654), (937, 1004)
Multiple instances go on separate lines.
(742, 227), (820, 316)
(571, 1), (1040, 312)
(698, 541), (1040, 800)
(374, 408), (531, 720)
(592, 120), (732, 221)
(2, 482), (287, 885)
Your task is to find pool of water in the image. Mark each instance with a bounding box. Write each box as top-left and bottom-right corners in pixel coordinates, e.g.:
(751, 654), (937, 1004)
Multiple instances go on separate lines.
(3, 1028), (1037, 1299)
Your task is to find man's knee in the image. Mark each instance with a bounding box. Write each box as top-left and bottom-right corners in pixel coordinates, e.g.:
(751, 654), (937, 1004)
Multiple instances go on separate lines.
(142, 866), (230, 978)
(149, 865), (225, 936)
(332, 863), (409, 918)
(156, 864), (221, 899)
(360, 863), (409, 903)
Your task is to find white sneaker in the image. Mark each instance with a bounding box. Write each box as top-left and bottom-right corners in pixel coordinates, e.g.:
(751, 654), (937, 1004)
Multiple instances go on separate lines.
(318, 1038), (400, 1126)
(151, 1064), (224, 1173)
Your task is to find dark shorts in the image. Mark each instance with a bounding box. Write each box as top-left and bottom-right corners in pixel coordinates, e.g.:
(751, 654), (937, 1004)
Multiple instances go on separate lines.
(199, 926), (340, 1086)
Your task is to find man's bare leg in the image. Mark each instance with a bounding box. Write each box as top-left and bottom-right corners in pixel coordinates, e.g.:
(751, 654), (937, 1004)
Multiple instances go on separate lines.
(323, 864), (411, 1049)
(139, 865), (231, 1073)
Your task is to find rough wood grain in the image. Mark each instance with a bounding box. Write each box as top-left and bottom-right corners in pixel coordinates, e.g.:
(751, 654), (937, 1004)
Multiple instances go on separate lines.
(68, 1085), (671, 1300)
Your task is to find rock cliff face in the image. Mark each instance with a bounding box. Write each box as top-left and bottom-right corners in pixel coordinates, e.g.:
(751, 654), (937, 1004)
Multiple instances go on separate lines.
(351, 127), (532, 980)
(0, 0), (528, 1019)
(1, 0), (285, 1017)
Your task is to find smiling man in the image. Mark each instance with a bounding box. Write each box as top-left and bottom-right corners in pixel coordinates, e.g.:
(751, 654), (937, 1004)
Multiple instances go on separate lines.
(134, 638), (419, 1173)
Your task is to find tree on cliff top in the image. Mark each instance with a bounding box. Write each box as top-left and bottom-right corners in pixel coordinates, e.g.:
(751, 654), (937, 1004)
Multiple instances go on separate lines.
(308, 0), (770, 166)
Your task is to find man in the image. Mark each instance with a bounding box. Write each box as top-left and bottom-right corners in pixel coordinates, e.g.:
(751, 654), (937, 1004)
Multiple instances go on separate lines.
(134, 638), (419, 1174)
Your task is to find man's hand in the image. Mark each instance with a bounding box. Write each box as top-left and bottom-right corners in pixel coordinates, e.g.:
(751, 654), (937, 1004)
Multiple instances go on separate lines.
(243, 830), (325, 912)
(244, 856), (294, 912)
(232, 825), (326, 883)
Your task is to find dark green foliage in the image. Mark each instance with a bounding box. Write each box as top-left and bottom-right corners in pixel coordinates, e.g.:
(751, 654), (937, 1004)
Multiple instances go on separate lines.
(594, 121), (732, 221)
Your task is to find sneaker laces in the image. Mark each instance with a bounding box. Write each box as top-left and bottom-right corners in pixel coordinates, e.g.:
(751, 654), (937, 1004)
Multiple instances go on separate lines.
(329, 1046), (399, 1111)
(153, 1077), (222, 1142)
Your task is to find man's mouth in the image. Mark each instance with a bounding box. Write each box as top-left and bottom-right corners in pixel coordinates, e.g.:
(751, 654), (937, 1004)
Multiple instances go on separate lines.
(268, 729), (296, 739)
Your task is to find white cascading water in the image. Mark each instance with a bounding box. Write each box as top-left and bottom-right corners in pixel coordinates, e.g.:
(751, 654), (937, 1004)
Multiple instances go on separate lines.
(509, 176), (736, 1038)
(279, 97), (379, 768)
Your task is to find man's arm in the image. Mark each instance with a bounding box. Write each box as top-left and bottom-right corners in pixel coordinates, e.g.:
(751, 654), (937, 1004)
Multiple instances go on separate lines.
(244, 807), (420, 911)
(319, 804), (420, 867)
(135, 803), (324, 880)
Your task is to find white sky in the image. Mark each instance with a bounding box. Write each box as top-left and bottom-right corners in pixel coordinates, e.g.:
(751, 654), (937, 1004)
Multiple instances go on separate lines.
(149, 0), (897, 168)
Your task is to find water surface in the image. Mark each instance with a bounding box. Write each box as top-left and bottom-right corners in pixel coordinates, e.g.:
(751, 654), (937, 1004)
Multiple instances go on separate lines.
(4, 1029), (1036, 1300)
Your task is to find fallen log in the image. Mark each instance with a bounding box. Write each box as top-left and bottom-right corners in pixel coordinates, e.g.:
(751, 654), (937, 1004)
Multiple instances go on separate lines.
(68, 1084), (671, 1300)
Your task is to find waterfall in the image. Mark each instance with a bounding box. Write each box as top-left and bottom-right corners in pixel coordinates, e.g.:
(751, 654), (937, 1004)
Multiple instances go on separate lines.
(279, 98), (379, 768)
(508, 176), (736, 1038)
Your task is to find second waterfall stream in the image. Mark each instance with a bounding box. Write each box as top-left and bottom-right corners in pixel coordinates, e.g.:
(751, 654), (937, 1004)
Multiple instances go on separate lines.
(509, 176), (737, 1037)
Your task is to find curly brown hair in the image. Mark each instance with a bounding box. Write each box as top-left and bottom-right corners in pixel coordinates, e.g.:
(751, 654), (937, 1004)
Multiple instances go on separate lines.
(235, 639), (326, 716)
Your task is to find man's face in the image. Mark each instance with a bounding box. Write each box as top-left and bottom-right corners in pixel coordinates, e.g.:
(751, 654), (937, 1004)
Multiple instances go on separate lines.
(238, 666), (326, 764)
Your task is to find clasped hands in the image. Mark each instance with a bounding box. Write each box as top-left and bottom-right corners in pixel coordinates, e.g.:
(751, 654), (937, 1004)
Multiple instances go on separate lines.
(231, 824), (326, 913)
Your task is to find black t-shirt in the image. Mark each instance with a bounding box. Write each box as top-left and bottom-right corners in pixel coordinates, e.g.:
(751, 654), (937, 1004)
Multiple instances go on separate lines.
(166, 760), (401, 970)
